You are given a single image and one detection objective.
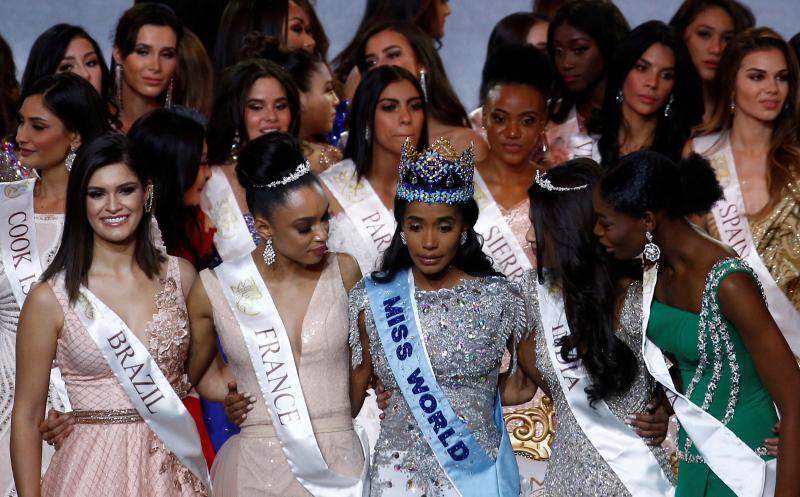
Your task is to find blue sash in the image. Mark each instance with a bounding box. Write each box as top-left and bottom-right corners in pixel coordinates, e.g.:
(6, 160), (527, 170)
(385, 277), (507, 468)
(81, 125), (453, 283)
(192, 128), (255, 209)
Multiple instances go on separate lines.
(365, 269), (519, 497)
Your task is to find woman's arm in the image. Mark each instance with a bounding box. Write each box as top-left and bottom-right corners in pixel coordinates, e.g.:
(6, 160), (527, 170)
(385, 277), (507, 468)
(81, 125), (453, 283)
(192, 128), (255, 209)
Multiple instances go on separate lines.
(183, 265), (218, 390)
(719, 272), (800, 497)
(11, 283), (64, 497)
(349, 311), (374, 418)
(194, 354), (234, 403)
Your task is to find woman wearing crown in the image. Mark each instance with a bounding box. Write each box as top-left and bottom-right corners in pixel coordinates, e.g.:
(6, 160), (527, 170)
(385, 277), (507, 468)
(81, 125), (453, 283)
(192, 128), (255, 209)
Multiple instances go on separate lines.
(348, 137), (523, 497)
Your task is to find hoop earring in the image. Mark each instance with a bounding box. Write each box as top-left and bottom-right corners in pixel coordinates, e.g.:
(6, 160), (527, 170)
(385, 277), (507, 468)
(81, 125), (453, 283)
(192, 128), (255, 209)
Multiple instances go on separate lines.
(459, 231), (467, 246)
(400, 232), (407, 246)
(165, 77), (174, 109)
(419, 69), (429, 103)
(663, 94), (674, 117)
(144, 186), (154, 213)
(644, 231), (661, 262)
(615, 89), (624, 105)
(115, 64), (123, 111)
(65, 146), (77, 172)
(230, 130), (241, 162)
(263, 238), (276, 266)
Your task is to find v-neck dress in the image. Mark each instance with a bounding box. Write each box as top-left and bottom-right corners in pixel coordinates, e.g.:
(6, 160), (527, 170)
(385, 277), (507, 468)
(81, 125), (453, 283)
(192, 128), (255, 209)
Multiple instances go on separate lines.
(41, 256), (206, 496)
(647, 258), (777, 496)
(202, 255), (364, 496)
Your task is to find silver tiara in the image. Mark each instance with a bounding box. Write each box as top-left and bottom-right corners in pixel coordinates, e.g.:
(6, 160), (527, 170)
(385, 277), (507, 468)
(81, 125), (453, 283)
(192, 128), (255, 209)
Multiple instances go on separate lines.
(253, 160), (312, 189)
(534, 169), (588, 192)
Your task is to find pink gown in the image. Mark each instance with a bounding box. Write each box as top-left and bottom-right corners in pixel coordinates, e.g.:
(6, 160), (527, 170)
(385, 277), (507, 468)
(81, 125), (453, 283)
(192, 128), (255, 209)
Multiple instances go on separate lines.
(204, 255), (364, 496)
(41, 256), (207, 497)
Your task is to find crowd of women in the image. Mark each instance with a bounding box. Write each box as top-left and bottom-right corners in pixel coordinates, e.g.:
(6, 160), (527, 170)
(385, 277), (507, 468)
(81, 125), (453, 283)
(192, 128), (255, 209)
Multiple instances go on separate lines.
(0, 0), (799, 495)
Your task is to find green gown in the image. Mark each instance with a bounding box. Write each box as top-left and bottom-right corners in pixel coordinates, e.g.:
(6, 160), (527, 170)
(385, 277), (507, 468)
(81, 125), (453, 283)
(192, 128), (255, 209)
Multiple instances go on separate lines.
(647, 258), (776, 497)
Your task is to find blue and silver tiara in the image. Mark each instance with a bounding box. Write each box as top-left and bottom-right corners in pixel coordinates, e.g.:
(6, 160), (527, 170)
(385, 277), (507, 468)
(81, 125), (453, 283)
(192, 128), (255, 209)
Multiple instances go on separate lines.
(396, 138), (475, 204)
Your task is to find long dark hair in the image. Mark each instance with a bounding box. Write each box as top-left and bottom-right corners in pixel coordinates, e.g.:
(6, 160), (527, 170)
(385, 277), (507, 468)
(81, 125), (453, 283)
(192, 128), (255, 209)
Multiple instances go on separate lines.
(372, 198), (499, 283)
(19, 73), (112, 147)
(546, 0), (630, 123)
(356, 21), (469, 128)
(42, 133), (166, 303)
(213, 0), (288, 76)
(241, 32), (323, 94)
(0, 34), (19, 141)
(343, 65), (429, 179)
(330, 0), (443, 85)
(292, 0), (330, 60)
(110, 3), (184, 107)
(128, 108), (204, 262)
(589, 21), (703, 166)
(206, 58), (300, 165)
(20, 24), (111, 103)
(530, 159), (637, 404)
(669, 0), (755, 36)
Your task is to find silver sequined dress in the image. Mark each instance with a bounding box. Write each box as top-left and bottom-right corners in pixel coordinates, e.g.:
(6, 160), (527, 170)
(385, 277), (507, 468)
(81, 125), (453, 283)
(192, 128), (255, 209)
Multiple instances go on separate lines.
(519, 272), (675, 496)
(348, 275), (527, 497)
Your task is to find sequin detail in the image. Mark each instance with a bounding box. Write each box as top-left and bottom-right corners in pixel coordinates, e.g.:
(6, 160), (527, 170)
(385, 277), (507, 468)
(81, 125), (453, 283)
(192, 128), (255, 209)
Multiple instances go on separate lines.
(348, 276), (527, 497)
(519, 271), (676, 495)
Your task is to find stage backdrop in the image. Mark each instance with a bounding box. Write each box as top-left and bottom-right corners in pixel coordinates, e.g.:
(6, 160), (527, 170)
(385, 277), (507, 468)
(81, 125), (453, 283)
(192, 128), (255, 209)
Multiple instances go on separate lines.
(2, 0), (798, 110)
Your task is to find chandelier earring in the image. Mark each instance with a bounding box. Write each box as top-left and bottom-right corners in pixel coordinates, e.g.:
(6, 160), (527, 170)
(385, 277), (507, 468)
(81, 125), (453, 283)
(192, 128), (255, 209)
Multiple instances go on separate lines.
(615, 89), (624, 105)
(459, 231), (467, 246)
(400, 232), (407, 246)
(65, 146), (77, 172)
(144, 185), (154, 213)
(663, 94), (674, 117)
(165, 77), (174, 109)
(115, 64), (124, 110)
(419, 69), (429, 103)
(230, 130), (241, 162)
(263, 238), (276, 266)
(644, 231), (661, 262)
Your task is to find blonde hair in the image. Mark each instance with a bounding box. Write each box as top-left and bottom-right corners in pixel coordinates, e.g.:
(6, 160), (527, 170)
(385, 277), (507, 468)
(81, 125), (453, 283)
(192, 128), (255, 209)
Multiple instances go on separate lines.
(696, 27), (800, 203)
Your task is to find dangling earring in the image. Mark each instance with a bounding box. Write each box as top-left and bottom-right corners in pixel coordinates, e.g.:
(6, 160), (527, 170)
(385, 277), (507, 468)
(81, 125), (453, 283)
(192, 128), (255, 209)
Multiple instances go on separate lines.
(538, 131), (549, 155)
(65, 146), (77, 172)
(729, 93), (736, 113)
(230, 130), (241, 162)
(615, 89), (624, 105)
(115, 64), (123, 111)
(144, 185), (154, 213)
(165, 77), (174, 109)
(419, 69), (429, 103)
(644, 231), (661, 262)
(663, 94), (674, 117)
(364, 126), (371, 142)
(263, 238), (276, 266)
(459, 231), (467, 246)
(400, 232), (407, 246)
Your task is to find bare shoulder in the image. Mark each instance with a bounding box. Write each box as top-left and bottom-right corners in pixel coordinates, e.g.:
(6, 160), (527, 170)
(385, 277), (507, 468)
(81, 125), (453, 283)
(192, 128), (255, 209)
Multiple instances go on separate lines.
(21, 280), (64, 331)
(335, 252), (363, 292)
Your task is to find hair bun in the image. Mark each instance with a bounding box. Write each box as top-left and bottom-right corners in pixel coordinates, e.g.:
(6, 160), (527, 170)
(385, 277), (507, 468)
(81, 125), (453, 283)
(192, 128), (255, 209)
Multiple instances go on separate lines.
(675, 153), (723, 215)
(235, 132), (305, 190)
(239, 31), (282, 61)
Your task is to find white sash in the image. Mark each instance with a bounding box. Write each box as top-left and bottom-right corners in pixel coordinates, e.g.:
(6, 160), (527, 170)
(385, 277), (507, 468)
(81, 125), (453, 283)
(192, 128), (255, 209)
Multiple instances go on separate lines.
(473, 172), (532, 281)
(0, 179), (42, 309)
(214, 254), (369, 496)
(319, 160), (395, 264)
(537, 279), (674, 496)
(61, 275), (211, 492)
(642, 265), (776, 497)
(201, 167), (257, 261)
(695, 133), (800, 355)
(0, 179), (72, 411)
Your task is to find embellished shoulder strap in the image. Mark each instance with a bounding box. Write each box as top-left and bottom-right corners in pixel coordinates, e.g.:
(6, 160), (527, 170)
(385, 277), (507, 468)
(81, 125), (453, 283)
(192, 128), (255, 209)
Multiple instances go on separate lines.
(707, 257), (765, 302)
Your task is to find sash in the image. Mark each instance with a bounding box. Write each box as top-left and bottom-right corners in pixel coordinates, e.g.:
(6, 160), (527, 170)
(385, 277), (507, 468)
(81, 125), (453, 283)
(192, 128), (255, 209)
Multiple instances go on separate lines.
(319, 160), (395, 266)
(473, 171), (532, 281)
(642, 265), (776, 497)
(537, 279), (674, 496)
(696, 133), (800, 356)
(214, 254), (369, 496)
(0, 179), (42, 309)
(364, 270), (519, 497)
(61, 275), (211, 491)
(201, 167), (257, 261)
